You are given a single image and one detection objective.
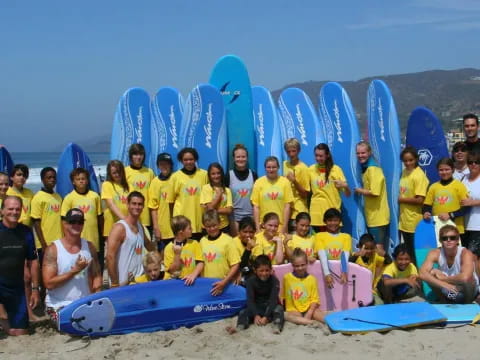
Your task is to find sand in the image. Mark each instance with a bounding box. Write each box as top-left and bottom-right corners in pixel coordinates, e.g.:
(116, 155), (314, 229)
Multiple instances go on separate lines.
(1, 318), (478, 360)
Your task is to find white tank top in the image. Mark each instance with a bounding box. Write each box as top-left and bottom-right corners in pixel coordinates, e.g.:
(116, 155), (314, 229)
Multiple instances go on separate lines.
(45, 238), (92, 310)
(439, 246), (479, 286)
(116, 220), (145, 284)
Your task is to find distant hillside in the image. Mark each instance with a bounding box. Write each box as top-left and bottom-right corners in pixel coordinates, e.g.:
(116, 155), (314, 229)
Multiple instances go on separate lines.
(70, 68), (480, 151)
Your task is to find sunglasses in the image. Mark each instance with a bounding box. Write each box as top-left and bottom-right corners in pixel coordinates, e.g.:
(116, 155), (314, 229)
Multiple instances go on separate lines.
(453, 148), (467, 153)
(467, 160), (480, 165)
(68, 220), (85, 225)
(440, 235), (458, 242)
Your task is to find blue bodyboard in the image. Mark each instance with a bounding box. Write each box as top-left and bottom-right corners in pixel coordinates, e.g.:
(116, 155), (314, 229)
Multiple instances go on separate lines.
(110, 87), (152, 165)
(58, 278), (246, 336)
(325, 302), (446, 334)
(150, 87), (184, 172)
(0, 146), (14, 180)
(252, 86), (283, 176)
(209, 55), (255, 170)
(278, 88), (325, 166)
(57, 143), (100, 198)
(406, 107), (449, 183)
(367, 80), (401, 253)
(318, 82), (366, 246)
(433, 304), (480, 324)
(181, 84), (227, 170)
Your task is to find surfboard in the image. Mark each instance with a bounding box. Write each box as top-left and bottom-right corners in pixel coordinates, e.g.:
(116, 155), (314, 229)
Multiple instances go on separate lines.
(150, 87), (184, 172)
(367, 80), (401, 253)
(318, 82), (367, 246)
(181, 84), (227, 170)
(278, 88), (325, 166)
(273, 260), (372, 311)
(56, 143), (100, 198)
(58, 278), (246, 336)
(0, 145), (14, 178)
(209, 55), (255, 170)
(110, 87), (152, 166)
(406, 107), (449, 183)
(252, 86), (283, 176)
(325, 302), (446, 334)
(413, 219), (438, 300)
(433, 304), (480, 324)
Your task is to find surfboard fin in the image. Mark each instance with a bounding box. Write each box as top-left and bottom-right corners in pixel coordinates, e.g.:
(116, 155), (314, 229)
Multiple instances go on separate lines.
(470, 312), (480, 326)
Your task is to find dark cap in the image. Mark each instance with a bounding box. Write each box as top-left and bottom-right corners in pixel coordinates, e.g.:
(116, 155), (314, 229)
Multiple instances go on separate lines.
(156, 153), (173, 165)
(63, 208), (85, 223)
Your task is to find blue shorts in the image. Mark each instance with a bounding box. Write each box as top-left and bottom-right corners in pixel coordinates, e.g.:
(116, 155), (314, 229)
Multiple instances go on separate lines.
(0, 283), (29, 329)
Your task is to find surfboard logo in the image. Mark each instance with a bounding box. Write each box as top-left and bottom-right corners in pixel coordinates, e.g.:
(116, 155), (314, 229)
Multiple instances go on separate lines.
(333, 100), (344, 143)
(256, 104), (265, 146)
(219, 82), (240, 104)
(134, 106), (143, 143)
(376, 99), (386, 142)
(295, 104), (308, 145)
(204, 103), (213, 148)
(193, 303), (233, 313)
(418, 149), (433, 166)
(169, 105), (179, 149)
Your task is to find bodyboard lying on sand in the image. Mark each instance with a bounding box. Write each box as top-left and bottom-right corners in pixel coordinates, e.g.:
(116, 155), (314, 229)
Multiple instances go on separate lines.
(325, 302), (446, 334)
(58, 278), (246, 336)
(273, 260), (372, 312)
(56, 143), (99, 198)
(433, 304), (480, 324)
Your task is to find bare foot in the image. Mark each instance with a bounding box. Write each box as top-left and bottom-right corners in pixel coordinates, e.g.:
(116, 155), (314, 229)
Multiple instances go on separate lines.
(225, 326), (237, 335)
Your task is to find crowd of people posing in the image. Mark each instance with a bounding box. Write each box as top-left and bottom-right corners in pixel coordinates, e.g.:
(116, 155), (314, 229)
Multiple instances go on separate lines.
(2, 113), (480, 335)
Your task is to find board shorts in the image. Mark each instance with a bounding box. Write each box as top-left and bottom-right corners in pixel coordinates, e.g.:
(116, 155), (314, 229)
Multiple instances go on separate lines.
(465, 231), (480, 257)
(0, 283), (28, 329)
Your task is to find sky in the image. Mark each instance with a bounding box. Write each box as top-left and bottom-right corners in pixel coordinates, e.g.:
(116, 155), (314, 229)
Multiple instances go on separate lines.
(1, 0), (480, 151)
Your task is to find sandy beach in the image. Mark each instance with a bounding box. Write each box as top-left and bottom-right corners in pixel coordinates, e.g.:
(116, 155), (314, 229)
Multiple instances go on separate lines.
(1, 318), (477, 360)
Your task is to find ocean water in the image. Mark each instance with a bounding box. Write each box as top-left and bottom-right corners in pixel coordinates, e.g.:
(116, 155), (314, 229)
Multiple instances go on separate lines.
(11, 152), (110, 193)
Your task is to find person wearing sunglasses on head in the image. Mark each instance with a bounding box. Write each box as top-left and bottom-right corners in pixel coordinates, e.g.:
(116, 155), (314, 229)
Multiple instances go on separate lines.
(42, 208), (102, 326)
(419, 224), (479, 304)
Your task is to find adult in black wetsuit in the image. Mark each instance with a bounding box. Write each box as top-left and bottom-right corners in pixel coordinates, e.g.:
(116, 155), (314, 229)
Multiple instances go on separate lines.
(463, 113), (480, 154)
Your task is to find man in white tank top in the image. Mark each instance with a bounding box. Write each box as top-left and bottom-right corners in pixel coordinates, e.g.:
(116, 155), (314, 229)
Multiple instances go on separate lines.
(420, 224), (479, 303)
(42, 208), (102, 322)
(107, 191), (156, 287)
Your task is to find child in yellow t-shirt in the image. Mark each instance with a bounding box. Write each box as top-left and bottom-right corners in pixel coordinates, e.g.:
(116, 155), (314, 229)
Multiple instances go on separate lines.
(284, 248), (326, 325)
(7, 164), (34, 227)
(232, 216), (257, 283)
(314, 208), (351, 288)
(164, 215), (204, 285)
(132, 252), (164, 283)
(200, 209), (240, 296)
(379, 244), (421, 304)
(0, 172), (8, 210)
(283, 138), (310, 232)
(251, 212), (285, 265)
(284, 212), (315, 263)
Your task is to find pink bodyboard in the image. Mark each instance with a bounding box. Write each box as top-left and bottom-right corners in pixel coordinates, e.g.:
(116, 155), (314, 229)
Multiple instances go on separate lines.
(273, 260), (373, 311)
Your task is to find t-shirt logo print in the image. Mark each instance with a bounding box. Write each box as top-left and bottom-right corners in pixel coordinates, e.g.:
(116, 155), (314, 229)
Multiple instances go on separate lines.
(78, 204), (91, 213)
(134, 181), (147, 190)
(50, 204), (60, 213)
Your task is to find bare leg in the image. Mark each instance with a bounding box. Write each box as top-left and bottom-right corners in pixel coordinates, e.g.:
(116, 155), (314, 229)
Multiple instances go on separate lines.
(0, 304), (10, 334)
(312, 309), (327, 323)
(285, 311), (314, 325)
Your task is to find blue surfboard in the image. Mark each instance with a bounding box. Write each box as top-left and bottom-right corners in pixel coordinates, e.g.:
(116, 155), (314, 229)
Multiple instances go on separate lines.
(58, 278), (246, 336)
(150, 87), (184, 172)
(57, 143), (99, 198)
(325, 302), (446, 334)
(319, 82), (367, 246)
(0, 145), (14, 178)
(252, 86), (283, 176)
(181, 84), (227, 170)
(414, 219), (438, 300)
(278, 88), (325, 166)
(209, 55), (256, 170)
(367, 80), (401, 253)
(110, 87), (152, 165)
(406, 107), (449, 183)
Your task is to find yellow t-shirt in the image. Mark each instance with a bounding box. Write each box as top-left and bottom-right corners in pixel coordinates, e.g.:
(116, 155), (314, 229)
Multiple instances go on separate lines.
(424, 179), (468, 233)
(308, 165), (346, 226)
(171, 169), (208, 233)
(163, 239), (204, 280)
(355, 252), (385, 290)
(383, 262), (418, 278)
(362, 166), (390, 227)
(287, 234), (315, 259)
(30, 190), (62, 248)
(232, 236), (247, 258)
(101, 181), (130, 237)
(283, 160), (310, 219)
(148, 176), (174, 239)
(200, 184), (233, 230)
(399, 167), (429, 233)
(251, 231), (285, 265)
(61, 190), (102, 250)
(125, 166), (155, 226)
(200, 233), (240, 278)
(283, 272), (320, 313)
(7, 187), (34, 227)
(314, 232), (352, 260)
(251, 176), (294, 225)
(132, 274), (150, 284)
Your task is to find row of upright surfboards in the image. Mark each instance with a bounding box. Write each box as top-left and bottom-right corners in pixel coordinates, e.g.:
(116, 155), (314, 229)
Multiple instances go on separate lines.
(109, 55), (450, 252)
